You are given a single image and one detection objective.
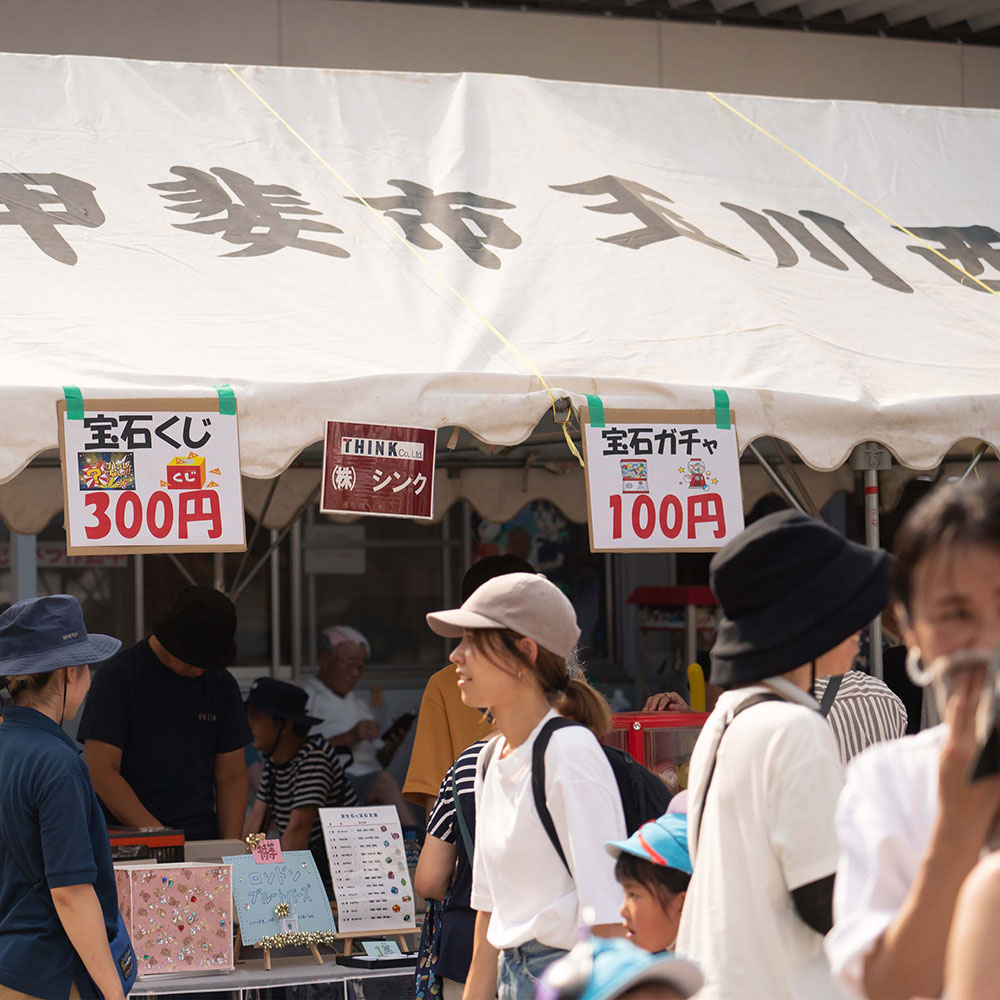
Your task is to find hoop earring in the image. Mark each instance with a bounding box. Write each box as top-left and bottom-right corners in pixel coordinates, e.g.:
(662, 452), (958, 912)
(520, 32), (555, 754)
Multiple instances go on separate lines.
(905, 646), (931, 687)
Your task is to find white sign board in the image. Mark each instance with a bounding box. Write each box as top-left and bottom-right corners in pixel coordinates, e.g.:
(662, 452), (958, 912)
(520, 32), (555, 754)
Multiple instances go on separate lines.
(59, 397), (246, 555)
(320, 806), (415, 935)
(582, 408), (744, 552)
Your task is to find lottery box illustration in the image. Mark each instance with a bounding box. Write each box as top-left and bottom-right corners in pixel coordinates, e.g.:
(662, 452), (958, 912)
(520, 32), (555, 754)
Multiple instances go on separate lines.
(166, 454), (208, 490)
(114, 863), (234, 977)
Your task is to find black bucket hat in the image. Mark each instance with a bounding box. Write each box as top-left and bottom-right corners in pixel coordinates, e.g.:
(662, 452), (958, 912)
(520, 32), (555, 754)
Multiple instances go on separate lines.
(709, 510), (890, 688)
(245, 677), (322, 728)
(152, 586), (237, 670)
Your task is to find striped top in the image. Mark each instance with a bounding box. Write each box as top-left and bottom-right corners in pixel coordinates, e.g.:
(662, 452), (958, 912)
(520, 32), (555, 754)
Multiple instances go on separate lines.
(427, 741), (486, 846)
(814, 670), (908, 765)
(258, 735), (358, 856)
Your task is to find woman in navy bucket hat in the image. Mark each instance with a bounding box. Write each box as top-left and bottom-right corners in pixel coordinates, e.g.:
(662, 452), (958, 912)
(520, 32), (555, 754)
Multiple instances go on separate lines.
(0, 595), (133, 1000)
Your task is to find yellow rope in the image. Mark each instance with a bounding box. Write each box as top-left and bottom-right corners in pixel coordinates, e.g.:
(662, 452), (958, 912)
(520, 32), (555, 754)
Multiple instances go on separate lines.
(707, 91), (1000, 300)
(223, 64), (584, 465)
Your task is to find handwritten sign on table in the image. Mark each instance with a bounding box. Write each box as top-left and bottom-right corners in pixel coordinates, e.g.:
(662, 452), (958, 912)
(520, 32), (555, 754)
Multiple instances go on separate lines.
(320, 806), (416, 934)
(223, 851), (336, 946)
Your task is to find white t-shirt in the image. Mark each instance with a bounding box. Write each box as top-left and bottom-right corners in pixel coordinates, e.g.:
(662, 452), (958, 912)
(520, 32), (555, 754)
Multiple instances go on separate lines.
(826, 725), (947, 997)
(302, 676), (383, 776)
(471, 709), (626, 952)
(676, 679), (845, 1000)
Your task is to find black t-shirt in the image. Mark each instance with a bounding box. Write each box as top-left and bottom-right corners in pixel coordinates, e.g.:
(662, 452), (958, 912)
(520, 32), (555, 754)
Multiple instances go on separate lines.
(77, 639), (251, 839)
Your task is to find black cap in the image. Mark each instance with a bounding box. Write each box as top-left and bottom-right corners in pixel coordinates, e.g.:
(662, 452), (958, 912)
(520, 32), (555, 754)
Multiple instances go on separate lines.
(245, 677), (322, 728)
(709, 510), (890, 688)
(151, 586), (237, 670)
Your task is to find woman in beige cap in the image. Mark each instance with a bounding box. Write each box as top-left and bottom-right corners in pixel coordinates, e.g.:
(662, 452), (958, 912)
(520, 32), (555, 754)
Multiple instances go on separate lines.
(427, 573), (627, 1000)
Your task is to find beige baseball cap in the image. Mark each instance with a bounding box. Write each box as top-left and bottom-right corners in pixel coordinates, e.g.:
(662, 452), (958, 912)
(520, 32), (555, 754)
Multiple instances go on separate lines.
(426, 572), (580, 660)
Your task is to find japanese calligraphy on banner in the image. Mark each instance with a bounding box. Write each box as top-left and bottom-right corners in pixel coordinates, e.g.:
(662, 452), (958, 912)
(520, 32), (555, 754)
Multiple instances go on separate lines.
(582, 408), (745, 553)
(58, 398), (246, 555)
(320, 421), (436, 520)
(320, 806), (416, 934)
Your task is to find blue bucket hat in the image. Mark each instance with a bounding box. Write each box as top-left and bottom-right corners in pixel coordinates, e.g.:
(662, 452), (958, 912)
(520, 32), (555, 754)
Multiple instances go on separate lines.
(537, 936), (703, 1000)
(605, 813), (692, 875)
(0, 595), (121, 678)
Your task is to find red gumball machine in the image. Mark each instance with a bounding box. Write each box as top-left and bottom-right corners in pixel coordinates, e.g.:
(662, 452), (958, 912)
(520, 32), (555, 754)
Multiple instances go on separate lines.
(603, 712), (710, 795)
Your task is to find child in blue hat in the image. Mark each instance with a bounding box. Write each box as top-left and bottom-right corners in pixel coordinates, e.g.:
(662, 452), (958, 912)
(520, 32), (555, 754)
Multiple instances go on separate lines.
(605, 814), (692, 954)
(537, 935), (702, 1000)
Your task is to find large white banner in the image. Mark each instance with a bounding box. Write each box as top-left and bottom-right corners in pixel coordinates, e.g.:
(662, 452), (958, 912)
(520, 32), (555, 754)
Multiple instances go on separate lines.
(2, 53), (1000, 484)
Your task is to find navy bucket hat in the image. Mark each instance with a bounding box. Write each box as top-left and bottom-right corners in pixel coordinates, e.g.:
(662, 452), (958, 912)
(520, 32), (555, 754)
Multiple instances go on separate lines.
(0, 595), (121, 678)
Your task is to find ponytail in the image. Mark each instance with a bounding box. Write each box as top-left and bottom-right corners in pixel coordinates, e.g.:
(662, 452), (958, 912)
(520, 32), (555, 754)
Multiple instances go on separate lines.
(553, 677), (612, 738)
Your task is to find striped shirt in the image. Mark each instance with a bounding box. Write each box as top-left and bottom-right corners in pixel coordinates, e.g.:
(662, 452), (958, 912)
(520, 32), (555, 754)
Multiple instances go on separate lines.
(814, 670), (907, 765)
(258, 735), (358, 857)
(427, 741), (486, 846)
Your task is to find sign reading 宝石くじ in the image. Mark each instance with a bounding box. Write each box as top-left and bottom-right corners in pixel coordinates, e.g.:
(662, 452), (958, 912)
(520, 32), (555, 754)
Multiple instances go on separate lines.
(59, 397), (246, 555)
(582, 408), (744, 552)
(321, 422), (436, 520)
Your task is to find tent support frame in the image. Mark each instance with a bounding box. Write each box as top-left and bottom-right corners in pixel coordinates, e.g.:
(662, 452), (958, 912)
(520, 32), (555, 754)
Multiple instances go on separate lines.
(747, 442), (808, 515)
(960, 442), (989, 483)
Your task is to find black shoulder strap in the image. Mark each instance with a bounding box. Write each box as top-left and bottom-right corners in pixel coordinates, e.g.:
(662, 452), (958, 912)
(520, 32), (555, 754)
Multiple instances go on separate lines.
(450, 761), (474, 860)
(690, 693), (785, 858)
(818, 674), (844, 718)
(531, 717), (579, 876)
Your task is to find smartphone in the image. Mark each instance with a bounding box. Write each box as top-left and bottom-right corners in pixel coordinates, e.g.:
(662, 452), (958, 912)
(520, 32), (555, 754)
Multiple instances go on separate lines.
(381, 711), (416, 742)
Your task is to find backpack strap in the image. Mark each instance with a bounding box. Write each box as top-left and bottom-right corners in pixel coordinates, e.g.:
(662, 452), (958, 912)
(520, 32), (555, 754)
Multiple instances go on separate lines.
(450, 761), (474, 860)
(689, 693), (785, 859)
(531, 717), (580, 877)
(818, 674), (844, 718)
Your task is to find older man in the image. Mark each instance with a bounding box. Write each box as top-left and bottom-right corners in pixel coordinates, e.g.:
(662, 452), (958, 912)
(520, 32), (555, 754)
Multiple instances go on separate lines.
(303, 626), (416, 825)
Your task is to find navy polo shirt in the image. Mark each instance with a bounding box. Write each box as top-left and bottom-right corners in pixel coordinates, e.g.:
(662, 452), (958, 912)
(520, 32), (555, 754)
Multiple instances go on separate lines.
(0, 706), (119, 999)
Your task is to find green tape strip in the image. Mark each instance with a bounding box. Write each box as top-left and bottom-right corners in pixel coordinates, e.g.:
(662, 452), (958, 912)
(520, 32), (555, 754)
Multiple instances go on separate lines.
(585, 393), (606, 429)
(214, 384), (237, 416)
(713, 388), (731, 430)
(63, 385), (84, 420)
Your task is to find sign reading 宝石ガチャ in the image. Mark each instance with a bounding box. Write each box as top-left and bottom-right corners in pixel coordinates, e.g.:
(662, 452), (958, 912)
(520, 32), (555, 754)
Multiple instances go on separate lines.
(582, 408), (744, 552)
(59, 398), (246, 555)
(321, 422), (436, 520)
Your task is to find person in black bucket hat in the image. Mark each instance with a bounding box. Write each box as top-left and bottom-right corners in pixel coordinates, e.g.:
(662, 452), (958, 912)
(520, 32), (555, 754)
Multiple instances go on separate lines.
(0, 595), (134, 1000)
(243, 677), (358, 894)
(675, 510), (890, 1000)
(77, 586), (252, 843)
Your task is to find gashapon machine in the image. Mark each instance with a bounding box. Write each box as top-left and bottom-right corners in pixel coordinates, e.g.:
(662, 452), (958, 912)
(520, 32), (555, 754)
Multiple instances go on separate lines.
(603, 586), (718, 794)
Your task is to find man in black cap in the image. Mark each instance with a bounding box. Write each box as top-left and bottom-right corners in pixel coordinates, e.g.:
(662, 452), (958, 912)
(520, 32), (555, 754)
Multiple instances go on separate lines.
(675, 510), (889, 1000)
(78, 586), (251, 841)
(243, 677), (358, 893)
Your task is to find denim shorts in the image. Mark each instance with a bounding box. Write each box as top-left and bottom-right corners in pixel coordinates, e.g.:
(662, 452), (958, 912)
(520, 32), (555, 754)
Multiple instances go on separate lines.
(497, 939), (567, 1000)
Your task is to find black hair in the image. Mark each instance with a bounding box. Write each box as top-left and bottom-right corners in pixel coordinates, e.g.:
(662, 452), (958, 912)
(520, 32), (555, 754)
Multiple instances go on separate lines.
(293, 723), (311, 739)
(615, 851), (691, 904)
(891, 479), (1000, 611)
(460, 554), (536, 603)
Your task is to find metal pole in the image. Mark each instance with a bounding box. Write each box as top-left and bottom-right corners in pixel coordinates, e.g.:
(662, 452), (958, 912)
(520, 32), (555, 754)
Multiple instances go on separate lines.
(133, 554), (145, 642)
(213, 552), (225, 593)
(959, 443), (989, 483)
(290, 517), (303, 681)
(773, 439), (823, 519)
(167, 553), (197, 587)
(10, 532), (37, 602)
(230, 475), (280, 596)
(270, 528), (280, 678)
(864, 465), (884, 681)
(747, 443), (808, 515)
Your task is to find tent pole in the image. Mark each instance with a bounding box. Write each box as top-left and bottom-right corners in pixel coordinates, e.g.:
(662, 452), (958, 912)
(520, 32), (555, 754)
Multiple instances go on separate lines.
(270, 529), (280, 678)
(747, 443), (808, 515)
(231, 485), (321, 603)
(959, 443), (989, 483)
(773, 439), (822, 519)
(853, 443), (891, 681)
(167, 553), (196, 587)
(133, 555), (145, 643)
(230, 475), (280, 597)
(290, 517), (303, 681)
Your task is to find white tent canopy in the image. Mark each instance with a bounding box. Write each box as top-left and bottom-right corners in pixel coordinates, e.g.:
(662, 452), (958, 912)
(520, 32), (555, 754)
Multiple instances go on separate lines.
(1, 52), (998, 490)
